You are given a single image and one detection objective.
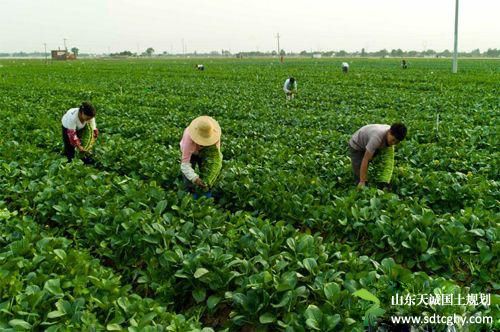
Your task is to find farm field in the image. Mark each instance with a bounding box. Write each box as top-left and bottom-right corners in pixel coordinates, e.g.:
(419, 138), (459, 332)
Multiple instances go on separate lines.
(0, 58), (498, 331)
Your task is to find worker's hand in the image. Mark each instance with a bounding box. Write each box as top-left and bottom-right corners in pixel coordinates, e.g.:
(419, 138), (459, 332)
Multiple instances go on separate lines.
(357, 181), (366, 189)
(93, 128), (99, 139)
(194, 177), (208, 190)
(77, 146), (86, 153)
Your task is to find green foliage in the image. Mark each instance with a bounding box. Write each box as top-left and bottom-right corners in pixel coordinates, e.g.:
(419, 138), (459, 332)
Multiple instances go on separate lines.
(199, 145), (222, 188)
(0, 58), (498, 331)
(79, 122), (96, 151)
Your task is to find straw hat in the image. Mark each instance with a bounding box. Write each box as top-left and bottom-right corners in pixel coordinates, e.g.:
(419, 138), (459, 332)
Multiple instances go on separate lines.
(187, 116), (221, 146)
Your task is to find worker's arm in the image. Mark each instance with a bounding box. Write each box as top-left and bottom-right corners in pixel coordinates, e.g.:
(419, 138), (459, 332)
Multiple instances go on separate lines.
(66, 129), (85, 152)
(180, 153), (207, 189)
(358, 150), (374, 187)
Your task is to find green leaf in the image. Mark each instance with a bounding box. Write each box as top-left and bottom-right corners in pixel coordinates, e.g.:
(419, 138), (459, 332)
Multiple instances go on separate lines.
(154, 200), (168, 215)
(304, 305), (322, 330)
(194, 268), (209, 279)
(345, 317), (356, 325)
(325, 314), (341, 330)
(207, 295), (221, 310)
(324, 282), (340, 301)
(259, 312), (276, 324)
(365, 304), (386, 326)
(302, 258), (317, 273)
(192, 288), (206, 303)
(353, 289), (380, 305)
(53, 249), (66, 261)
(9, 319), (32, 329)
(351, 206), (359, 219)
(44, 279), (63, 296)
(469, 229), (485, 236)
(47, 310), (66, 318)
(106, 323), (122, 331)
(276, 271), (297, 291)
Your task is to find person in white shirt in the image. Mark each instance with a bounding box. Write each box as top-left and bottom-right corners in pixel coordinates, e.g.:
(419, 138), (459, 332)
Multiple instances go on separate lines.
(283, 77), (297, 100)
(61, 101), (98, 163)
(196, 64), (205, 71)
(342, 62), (349, 73)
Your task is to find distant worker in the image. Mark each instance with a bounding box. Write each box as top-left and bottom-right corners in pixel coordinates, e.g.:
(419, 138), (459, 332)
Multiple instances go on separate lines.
(342, 62), (349, 74)
(180, 116), (222, 199)
(348, 123), (407, 189)
(401, 59), (408, 69)
(61, 101), (98, 164)
(196, 64), (205, 71)
(283, 77), (298, 100)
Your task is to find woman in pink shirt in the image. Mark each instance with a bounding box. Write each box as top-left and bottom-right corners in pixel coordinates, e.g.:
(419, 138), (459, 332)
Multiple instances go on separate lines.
(180, 116), (222, 198)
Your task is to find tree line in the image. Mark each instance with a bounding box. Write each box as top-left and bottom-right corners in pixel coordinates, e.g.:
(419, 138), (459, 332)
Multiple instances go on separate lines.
(1, 48), (499, 58)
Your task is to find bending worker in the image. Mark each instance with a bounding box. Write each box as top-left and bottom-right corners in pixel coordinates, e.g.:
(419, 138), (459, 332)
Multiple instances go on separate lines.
(180, 115), (222, 198)
(283, 76), (297, 100)
(348, 123), (407, 189)
(61, 101), (98, 164)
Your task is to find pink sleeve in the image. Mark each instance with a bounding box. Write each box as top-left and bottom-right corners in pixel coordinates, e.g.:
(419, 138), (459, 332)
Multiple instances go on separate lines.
(67, 129), (81, 147)
(180, 128), (197, 163)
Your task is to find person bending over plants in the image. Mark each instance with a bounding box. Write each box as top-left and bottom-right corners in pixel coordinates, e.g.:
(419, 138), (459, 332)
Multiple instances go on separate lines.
(348, 123), (407, 189)
(283, 76), (297, 100)
(180, 115), (222, 199)
(342, 62), (349, 73)
(61, 101), (98, 164)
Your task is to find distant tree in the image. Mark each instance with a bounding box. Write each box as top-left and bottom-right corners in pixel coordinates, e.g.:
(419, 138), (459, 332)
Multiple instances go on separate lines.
(470, 48), (480, 57)
(337, 50), (348, 57)
(390, 48), (403, 57)
(271, 50), (277, 56)
(110, 50), (133, 57)
(361, 48), (366, 57)
(374, 49), (388, 57)
(440, 49), (452, 57)
(485, 48), (500, 57)
(280, 49), (286, 56)
(423, 49), (436, 56)
(71, 47), (79, 56)
(222, 49), (231, 56)
(407, 50), (419, 57)
(145, 47), (154, 56)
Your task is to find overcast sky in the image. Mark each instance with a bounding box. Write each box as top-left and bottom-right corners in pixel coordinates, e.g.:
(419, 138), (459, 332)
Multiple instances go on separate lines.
(1, 0), (498, 53)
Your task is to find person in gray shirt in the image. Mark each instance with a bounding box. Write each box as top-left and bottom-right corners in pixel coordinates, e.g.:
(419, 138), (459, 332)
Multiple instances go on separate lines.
(348, 123), (407, 188)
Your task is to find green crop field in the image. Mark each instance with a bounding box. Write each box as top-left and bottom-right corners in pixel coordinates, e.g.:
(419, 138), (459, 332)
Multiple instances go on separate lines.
(0, 58), (498, 331)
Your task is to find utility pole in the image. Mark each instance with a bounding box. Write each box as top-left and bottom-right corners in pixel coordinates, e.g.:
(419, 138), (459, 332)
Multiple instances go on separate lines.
(63, 38), (68, 51)
(275, 33), (280, 55)
(452, 0), (459, 73)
